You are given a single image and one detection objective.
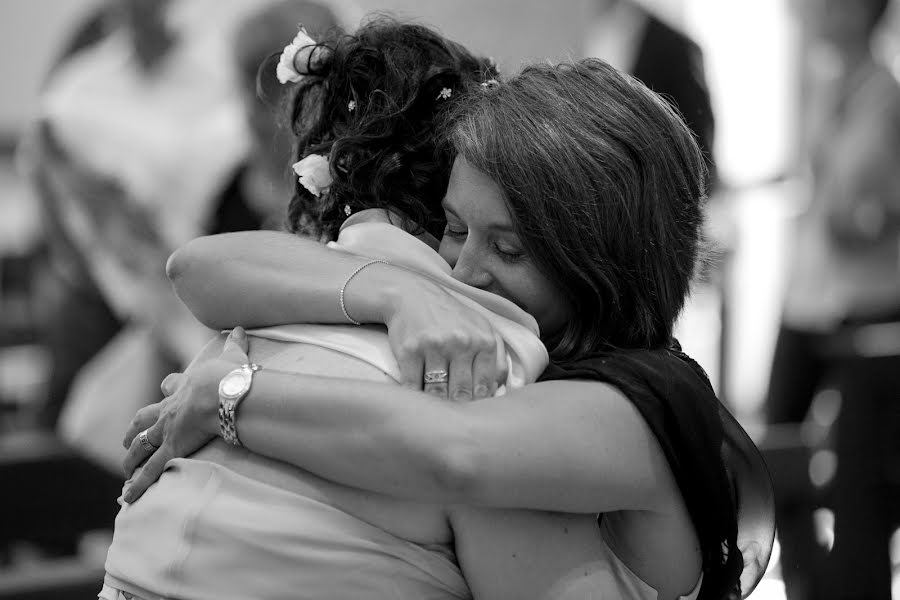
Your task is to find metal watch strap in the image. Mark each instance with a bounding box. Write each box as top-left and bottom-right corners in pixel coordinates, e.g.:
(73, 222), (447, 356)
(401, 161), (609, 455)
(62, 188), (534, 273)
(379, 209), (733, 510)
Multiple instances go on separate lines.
(218, 363), (262, 446)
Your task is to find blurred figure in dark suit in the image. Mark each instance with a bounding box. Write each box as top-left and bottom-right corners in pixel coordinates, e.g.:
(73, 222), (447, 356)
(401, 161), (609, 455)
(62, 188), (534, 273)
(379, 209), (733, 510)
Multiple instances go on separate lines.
(583, 0), (717, 188)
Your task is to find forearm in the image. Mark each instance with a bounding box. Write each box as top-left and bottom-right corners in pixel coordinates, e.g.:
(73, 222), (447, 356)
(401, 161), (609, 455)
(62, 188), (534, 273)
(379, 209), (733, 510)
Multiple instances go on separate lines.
(230, 372), (668, 514)
(166, 232), (402, 330)
(235, 370), (475, 501)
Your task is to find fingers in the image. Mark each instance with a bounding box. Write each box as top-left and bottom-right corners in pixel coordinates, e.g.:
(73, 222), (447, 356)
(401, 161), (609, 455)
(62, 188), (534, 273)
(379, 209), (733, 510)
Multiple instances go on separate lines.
(408, 333), (502, 401)
(422, 352), (450, 398)
(123, 442), (171, 504)
(447, 354), (474, 402)
(221, 327), (250, 362)
(472, 332), (509, 399)
(387, 307), (504, 399)
(472, 338), (503, 400)
(123, 420), (163, 478)
(123, 403), (163, 449)
(160, 372), (183, 396)
(396, 350), (424, 390)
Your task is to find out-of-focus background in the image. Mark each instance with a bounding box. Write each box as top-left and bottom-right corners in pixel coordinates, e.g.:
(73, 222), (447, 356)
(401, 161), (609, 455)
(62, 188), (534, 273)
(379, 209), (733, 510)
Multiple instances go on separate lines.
(2, 1), (900, 599)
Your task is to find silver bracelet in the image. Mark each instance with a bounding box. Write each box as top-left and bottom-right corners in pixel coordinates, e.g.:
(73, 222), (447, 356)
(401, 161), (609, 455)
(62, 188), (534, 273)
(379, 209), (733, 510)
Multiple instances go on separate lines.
(340, 259), (389, 325)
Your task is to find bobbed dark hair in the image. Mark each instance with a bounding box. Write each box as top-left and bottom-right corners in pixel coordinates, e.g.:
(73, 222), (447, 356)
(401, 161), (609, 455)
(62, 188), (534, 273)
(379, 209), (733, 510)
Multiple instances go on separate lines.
(444, 59), (708, 359)
(277, 16), (497, 240)
(444, 56), (731, 597)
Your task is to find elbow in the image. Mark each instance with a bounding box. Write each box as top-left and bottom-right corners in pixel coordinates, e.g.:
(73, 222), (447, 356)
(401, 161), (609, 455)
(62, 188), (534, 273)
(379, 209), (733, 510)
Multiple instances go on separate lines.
(166, 237), (218, 297)
(431, 435), (485, 503)
(166, 237), (206, 286)
(164, 238), (223, 329)
(165, 246), (186, 286)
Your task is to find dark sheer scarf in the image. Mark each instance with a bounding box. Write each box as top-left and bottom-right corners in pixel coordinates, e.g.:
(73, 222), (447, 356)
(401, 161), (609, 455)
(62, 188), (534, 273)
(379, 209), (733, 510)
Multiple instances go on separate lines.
(539, 343), (775, 600)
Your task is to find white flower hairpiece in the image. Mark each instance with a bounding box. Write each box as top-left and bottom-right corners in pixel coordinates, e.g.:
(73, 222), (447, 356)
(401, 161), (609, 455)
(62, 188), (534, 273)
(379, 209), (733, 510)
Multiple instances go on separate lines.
(437, 87), (452, 100)
(480, 79), (500, 89)
(348, 100), (357, 112)
(276, 26), (319, 84)
(292, 154), (333, 197)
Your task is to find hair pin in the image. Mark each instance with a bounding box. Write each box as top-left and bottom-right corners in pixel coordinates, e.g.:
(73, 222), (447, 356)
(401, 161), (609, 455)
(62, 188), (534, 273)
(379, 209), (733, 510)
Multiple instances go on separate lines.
(437, 87), (452, 100)
(348, 100), (356, 112)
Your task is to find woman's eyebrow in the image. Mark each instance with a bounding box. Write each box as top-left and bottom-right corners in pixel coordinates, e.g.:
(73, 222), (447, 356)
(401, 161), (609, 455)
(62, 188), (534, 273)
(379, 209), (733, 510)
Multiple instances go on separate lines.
(441, 199), (516, 233)
(490, 223), (517, 233)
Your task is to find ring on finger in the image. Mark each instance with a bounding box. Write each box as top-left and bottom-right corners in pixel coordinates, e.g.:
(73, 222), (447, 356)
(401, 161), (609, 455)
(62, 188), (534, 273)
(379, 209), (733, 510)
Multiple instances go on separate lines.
(139, 429), (158, 452)
(423, 369), (449, 384)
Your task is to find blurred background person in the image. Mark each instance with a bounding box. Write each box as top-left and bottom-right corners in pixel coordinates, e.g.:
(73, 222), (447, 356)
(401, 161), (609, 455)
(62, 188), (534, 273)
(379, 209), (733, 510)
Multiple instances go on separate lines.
(582, 0), (716, 187)
(765, 0), (900, 598)
(227, 0), (350, 233)
(580, 0), (730, 403)
(1, 0), (345, 589)
(20, 0), (343, 477)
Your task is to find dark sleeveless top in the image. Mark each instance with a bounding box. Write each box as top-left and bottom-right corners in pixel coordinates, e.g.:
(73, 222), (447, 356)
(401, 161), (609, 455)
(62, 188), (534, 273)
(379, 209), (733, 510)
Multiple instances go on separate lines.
(539, 344), (775, 600)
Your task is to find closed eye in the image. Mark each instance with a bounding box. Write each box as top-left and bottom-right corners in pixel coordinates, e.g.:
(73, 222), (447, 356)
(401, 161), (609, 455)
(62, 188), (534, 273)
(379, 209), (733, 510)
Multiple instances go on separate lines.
(443, 225), (468, 239)
(493, 242), (525, 263)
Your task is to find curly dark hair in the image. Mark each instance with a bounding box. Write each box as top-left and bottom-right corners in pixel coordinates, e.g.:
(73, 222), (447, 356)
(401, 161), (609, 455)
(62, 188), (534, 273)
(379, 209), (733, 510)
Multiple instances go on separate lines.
(273, 16), (496, 241)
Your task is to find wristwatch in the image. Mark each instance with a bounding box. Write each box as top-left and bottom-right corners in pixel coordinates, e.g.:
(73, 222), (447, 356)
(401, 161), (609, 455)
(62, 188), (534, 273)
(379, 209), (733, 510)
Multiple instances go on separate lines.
(218, 363), (262, 446)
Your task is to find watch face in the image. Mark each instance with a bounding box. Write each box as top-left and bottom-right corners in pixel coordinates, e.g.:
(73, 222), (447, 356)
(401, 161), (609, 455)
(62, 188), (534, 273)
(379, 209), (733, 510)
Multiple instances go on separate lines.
(219, 370), (249, 399)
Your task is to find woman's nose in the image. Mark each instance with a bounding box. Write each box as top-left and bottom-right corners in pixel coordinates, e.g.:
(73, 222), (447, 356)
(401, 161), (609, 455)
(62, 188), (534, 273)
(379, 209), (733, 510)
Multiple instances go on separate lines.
(451, 244), (492, 289)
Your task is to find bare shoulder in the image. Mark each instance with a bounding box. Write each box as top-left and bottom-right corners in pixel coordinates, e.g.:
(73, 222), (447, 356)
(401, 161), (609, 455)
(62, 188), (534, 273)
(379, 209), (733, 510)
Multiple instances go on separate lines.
(448, 506), (610, 600)
(449, 503), (701, 600)
(543, 379), (703, 595)
(538, 382), (702, 596)
(451, 378), (704, 596)
(604, 508), (702, 599)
